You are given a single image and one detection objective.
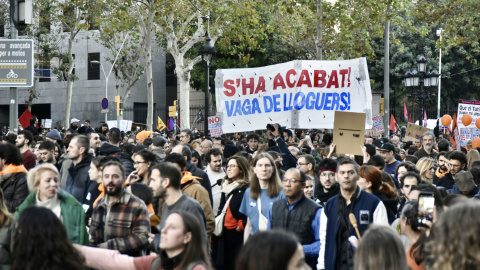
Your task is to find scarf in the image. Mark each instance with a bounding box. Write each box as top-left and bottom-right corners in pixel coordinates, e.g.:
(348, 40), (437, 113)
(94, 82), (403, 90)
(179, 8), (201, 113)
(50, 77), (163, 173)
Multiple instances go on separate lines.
(0, 164), (28, 177)
(180, 171), (201, 185)
(435, 167), (448, 179)
(336, 189), (357, 270)
(160, 250), (184, 270)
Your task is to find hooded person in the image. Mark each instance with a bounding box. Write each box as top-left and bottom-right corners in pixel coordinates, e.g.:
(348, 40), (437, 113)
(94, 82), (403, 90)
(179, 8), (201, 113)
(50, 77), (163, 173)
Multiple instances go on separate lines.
(98, 143), (135, 177)
(451, 171), (480, 198)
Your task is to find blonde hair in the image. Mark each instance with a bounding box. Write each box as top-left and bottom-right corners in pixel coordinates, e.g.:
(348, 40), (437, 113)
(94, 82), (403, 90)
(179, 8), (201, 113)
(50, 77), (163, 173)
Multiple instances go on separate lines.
(27, 163), (60, 192)
(416, 157), (435, 184)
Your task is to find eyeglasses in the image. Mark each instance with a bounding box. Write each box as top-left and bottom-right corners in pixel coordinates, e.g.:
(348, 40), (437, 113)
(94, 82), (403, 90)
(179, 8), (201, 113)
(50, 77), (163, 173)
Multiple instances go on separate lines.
(449, 164), (462, 168)
(320, 172), (335, 177)
(297, 162), (309, 167)
(226, 165), (237, 169)
(134, 161), (147, 165)
(282, 179), (301, 184)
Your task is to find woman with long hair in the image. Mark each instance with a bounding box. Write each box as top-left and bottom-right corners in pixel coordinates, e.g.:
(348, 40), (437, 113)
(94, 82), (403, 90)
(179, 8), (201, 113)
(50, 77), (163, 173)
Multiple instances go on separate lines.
(239, 152), (284, 242)
(416, 157), (436, 184)
(213, 156), (250, 270)
(12, 206), (85, 270)
(426, 200), (480, 270)
(358, 165), (398, 223)
(15, 163), (88, 245)
(235, 230), (309, 270)
(0, 188), (13, 268)
(400, 202), (424, 270)
(77, 211), (211, 270)
(127, 149), (157, 185)
(354, 225), (408, 270)
(191, 150), (204, 170)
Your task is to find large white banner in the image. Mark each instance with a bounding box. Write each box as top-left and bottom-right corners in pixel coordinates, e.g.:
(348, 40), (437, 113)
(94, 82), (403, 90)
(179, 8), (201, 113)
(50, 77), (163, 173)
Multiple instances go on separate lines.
(215, 58), (373, 133)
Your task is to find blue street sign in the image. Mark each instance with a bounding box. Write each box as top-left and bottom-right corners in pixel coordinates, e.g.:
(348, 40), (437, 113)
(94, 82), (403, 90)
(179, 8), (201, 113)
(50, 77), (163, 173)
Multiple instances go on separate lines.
(102, 98), (108, 109)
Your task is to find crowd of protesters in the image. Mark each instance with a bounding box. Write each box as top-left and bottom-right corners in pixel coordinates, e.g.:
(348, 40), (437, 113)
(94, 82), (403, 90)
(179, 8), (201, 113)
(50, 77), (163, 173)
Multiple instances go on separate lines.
(0, 116), (480, 270)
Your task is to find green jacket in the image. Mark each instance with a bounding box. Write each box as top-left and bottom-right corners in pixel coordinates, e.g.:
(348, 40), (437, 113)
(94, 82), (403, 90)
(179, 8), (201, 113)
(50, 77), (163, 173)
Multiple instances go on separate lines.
(15, 190), (88, 245)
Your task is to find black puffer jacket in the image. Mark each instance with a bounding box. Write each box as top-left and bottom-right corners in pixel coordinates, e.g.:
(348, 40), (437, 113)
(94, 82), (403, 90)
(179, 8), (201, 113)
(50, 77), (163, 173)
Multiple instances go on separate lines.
(1, 169), (28, 213)
(98, 143), (135, 176)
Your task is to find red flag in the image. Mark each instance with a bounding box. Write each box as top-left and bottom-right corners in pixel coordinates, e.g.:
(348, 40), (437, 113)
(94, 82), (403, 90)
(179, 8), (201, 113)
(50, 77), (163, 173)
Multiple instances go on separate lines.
(450, 113), (457, 148)
(18, 109), (33, 129)
(404, 103), (408, 122)
(409, 114), (412, 123)
(389, 114), (397, 132)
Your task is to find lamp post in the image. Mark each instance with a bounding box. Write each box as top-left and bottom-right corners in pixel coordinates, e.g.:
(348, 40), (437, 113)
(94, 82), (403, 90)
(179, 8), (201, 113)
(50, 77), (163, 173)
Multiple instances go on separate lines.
(403, 55), (440, 127)
(199, 32), (216, 135)
(89, 33), (129, 126)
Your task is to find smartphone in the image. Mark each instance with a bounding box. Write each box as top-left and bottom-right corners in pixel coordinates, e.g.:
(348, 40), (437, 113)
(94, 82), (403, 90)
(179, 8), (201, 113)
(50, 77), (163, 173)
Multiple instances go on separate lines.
(417, 192), (435, 228)
(305, 135), (310, 139)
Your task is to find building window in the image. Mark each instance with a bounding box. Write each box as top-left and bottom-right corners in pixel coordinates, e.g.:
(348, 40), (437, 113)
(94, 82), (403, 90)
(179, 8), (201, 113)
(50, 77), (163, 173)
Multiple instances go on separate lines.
(88, 53), (100, 80)
(0, 24), (4, 37)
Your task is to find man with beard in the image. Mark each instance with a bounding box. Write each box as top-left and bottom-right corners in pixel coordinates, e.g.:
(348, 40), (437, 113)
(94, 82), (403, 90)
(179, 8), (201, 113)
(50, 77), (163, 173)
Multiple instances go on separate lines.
(90, 161), (150, 256)
(315, 158), (340, 207)
(38, 141), (60, 170)
(179, 128), (200, 150)
(433, 151), (449, 185)
(317, 159), (388, 270)
(437, 151), (467, 190)
(204, 148), (226, 211)
(15, 130), (36, 170)
(297, 154), (319, 189)
(148, 162), (207, 251)
(414, 132), (437, 159)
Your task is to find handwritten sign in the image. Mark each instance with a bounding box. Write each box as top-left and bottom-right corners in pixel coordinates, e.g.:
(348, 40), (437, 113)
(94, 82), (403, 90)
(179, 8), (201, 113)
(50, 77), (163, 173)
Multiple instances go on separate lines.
(372, 114), (384, 134)
(208, 116), (223, 137)
(403, 123), (430, 142)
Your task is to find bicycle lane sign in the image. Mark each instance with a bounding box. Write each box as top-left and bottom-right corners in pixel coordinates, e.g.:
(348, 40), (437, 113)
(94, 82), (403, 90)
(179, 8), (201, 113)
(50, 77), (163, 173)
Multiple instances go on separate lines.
(0, 39), (34, 87)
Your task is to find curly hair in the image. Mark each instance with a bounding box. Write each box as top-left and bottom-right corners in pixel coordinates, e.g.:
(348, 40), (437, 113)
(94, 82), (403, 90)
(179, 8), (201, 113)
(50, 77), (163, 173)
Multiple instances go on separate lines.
(426, 200), (480, 270)
(12, 206), (84, 270)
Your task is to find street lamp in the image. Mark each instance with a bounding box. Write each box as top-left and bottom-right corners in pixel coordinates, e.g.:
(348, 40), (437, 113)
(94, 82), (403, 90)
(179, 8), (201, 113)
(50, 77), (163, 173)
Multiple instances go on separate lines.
(90, 60), (108, 124)
(199, 32), (216, 135)
(403, 55), (440, 127)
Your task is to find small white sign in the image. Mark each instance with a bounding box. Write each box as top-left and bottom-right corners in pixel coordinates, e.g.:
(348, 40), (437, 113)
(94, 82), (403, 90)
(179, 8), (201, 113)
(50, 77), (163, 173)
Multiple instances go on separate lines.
(208, 116), (223, 137)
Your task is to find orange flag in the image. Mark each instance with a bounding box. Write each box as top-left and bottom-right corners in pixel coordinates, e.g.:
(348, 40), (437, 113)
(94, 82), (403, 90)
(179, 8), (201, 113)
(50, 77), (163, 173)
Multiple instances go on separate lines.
(389, 114), (397, 132)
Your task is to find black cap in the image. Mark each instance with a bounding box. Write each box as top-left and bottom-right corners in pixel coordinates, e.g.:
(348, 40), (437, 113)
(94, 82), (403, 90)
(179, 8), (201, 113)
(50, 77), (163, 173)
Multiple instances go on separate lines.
(372, 139), (383, 148)
(378, 143), (395, 153)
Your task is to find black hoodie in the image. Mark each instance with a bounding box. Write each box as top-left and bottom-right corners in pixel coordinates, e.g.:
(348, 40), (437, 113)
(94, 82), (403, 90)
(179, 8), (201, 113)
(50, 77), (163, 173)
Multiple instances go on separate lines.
(99, 143), (135, 176)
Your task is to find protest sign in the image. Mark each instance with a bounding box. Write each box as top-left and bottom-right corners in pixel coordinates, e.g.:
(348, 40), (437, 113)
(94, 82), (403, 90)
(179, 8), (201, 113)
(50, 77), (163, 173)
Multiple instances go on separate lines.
(215, 58), (373, 133)
(372, 114), (384, 134)
(208, 116), (223, 137)
(333, 111), (365, 156)
(403, 123), (430, 142)
(460, 128), (472, 146)
(457, 100), (480, 128)
(44, 119), (52, 129)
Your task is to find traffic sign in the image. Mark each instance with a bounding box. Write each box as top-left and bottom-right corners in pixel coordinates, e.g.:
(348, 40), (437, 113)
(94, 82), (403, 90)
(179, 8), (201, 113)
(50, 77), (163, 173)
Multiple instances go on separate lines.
(102, 98), (108, 109)
(101, 109), (109, 113)
(0, 39), (34, 87)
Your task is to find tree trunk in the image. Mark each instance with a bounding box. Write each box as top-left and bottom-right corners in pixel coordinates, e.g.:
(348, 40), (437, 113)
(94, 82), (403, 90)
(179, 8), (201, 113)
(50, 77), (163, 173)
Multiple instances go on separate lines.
(177, 67), (191, 130)
(144, 7), (154, 130)
(63, 30), (75, 130)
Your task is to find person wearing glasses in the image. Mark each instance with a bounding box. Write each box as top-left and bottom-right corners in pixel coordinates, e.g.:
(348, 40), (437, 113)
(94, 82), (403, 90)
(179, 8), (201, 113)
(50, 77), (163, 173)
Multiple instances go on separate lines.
(267, 168), (321, 269)
(437, 151), (467, 190)
(315, 158), (340, 207)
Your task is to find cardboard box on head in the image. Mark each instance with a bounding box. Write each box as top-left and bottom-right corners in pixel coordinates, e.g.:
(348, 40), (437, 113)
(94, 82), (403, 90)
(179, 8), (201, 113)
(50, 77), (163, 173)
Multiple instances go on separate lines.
(333, 111), (366, 156)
